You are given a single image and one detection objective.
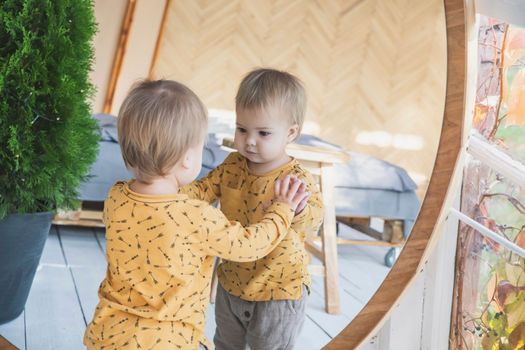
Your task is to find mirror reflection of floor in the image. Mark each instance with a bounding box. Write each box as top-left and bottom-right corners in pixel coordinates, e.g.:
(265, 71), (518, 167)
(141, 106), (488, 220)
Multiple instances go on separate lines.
(0, 224), (391, 350)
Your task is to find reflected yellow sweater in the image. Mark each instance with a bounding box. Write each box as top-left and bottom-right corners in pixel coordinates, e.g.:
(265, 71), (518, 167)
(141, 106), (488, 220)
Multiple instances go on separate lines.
(181, 152), (324, 301)
(84, 181), (294, 350)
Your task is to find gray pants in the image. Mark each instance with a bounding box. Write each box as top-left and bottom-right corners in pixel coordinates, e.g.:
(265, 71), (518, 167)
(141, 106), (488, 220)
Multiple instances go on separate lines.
(214, 283), (308, 350)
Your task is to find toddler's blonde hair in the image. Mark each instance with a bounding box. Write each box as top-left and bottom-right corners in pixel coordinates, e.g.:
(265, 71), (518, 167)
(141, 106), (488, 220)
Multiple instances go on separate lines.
(117, 79), (207, 182)
(235, 68), (306, 132)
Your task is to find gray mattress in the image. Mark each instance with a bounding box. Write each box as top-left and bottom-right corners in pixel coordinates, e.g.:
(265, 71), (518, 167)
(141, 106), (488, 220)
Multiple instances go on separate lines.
(78, 114), (420, 236)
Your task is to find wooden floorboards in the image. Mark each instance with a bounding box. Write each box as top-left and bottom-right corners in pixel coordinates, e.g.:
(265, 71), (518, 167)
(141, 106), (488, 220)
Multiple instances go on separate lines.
(0, 225), (390, 350)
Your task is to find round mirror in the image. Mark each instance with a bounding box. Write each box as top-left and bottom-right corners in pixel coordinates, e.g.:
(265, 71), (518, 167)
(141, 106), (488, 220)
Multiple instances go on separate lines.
(0, 1), (462, 349)
(148, 1), (449, 348)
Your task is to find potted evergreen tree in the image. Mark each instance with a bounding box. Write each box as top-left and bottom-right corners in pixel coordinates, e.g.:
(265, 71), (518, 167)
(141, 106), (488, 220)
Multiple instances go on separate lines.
(0, 0), (99, 324)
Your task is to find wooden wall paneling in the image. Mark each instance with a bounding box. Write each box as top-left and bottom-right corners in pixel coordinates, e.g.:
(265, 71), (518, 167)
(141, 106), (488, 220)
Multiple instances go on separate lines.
(151, 0), (446, 198)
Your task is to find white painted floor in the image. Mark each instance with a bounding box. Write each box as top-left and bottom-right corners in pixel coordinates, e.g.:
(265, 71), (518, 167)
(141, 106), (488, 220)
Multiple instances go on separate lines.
(0, 224), (391, 350)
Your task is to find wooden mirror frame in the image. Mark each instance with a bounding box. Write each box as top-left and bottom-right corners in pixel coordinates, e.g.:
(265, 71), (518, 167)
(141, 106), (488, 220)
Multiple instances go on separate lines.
(325, 0), (465, 348)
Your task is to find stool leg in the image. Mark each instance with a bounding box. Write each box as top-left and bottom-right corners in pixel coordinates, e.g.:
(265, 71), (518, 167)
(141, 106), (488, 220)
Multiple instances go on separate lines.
(321, 164), (340, 314)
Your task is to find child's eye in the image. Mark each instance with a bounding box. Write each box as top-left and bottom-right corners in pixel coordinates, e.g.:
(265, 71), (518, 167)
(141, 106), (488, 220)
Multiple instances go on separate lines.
(237, 127), (247, 133)
(259, 131), (271, 137)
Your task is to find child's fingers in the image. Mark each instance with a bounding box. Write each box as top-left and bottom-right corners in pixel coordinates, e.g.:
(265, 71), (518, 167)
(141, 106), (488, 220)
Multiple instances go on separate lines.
(289, 177), (306, 198)
(287, 177), (302, 199)
(291, 192), (308, 210)
(274, 179), (281, 196)
(290, 175), (300, 182)
(288, 175), (299, 186)
(280, 175), (291, 197)
(295, 193), (310, 214)
(298, 191), (311, 204)
(293, 191), (310, 206)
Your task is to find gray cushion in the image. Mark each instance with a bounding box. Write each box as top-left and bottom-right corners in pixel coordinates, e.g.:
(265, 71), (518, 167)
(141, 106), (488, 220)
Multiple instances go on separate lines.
(93, 113), (119, 142)
(334, 152), (417, 191)
(295, 134), (417, 192)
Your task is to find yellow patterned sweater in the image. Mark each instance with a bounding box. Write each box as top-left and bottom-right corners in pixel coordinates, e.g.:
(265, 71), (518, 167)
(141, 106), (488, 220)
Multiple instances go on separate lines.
(84, 181), (295, 350)
(181, 152), (324, 301)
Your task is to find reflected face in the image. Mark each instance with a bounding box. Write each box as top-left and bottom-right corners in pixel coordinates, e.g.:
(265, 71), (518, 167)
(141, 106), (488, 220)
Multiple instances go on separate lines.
(234, 106), (298, 170)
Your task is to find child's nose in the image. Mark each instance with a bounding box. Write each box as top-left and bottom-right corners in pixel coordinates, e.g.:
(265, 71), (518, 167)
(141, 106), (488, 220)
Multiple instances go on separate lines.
(246, 135), (256, 146)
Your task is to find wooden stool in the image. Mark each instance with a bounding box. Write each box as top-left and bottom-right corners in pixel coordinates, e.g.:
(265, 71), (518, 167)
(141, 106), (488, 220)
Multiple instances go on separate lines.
(302, 158), (341, 314)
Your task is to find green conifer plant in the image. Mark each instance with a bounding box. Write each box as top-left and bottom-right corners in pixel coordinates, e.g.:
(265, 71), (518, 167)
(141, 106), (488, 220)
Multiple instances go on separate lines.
(0, 0), (99, 219)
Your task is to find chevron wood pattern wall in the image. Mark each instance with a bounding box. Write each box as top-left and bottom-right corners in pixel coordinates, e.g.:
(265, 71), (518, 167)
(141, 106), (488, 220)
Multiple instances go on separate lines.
(151, 0), (446, 197)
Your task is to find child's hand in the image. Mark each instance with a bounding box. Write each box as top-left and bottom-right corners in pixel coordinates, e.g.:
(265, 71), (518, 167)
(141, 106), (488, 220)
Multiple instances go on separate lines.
(289, 176), (310, 215)
(294, 192), (311, 215)
(274, 175), (310, 212)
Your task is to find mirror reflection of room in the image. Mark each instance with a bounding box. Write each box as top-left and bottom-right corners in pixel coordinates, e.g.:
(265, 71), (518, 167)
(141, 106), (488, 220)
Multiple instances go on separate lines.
(0, 0), (446, 349)
(146, 3), (446, 346)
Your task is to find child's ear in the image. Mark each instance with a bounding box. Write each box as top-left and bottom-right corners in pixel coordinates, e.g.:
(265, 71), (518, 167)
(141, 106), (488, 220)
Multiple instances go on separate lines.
(180, 150), (192, 169)
(287, 124), (299, 143)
